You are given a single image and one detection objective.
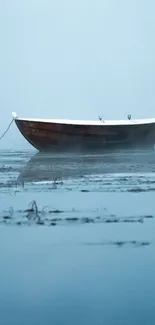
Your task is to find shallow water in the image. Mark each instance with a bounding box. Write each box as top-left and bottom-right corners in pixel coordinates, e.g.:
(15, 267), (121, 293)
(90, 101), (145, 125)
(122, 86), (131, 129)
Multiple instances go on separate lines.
(0, 149), (155, 325)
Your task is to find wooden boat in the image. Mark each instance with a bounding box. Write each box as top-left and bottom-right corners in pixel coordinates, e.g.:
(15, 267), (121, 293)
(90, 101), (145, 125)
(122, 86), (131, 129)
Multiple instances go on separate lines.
(12, 112), (155, 152)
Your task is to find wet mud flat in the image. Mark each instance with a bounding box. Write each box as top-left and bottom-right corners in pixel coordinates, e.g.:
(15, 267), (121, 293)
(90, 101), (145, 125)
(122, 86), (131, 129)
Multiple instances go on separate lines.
(0, 149), (155, 325)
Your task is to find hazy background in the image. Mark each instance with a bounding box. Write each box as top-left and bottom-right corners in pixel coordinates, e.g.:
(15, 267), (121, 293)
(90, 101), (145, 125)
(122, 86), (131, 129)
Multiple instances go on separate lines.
(0, 0), (155, 150)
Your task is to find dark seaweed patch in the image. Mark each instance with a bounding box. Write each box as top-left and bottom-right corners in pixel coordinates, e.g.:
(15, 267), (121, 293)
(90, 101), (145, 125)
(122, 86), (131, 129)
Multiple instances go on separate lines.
(84, 240), (151, 247)
(49, 209), (63, 214)
(115, 241), (125, 247)
(3, 215), (12, 220)
(123, 218), (143, 223)
(16, 222), (21, 226)
(128, 188), (155, 193)
(104, 218), (119, 223)
(143, 215), (154, 219)
(82, 217), (94, 223)
(65, 217), (79, 222)
(138, 242), (150, 246)
(51, 218), (62, 222)
(36, 220), (45, 225)
(50, 222), (57, 226)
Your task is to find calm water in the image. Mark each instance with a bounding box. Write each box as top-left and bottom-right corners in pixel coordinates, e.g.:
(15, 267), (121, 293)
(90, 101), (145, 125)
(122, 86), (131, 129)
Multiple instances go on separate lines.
(0, 149), (155, 325)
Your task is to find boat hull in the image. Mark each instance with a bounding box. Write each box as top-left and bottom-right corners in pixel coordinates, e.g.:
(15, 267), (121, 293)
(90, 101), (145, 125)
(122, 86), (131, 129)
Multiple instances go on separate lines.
(14, 118), (155, 152)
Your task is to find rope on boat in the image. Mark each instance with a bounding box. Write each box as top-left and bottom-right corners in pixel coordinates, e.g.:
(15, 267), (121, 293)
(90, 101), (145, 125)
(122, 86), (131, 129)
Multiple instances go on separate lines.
(0, 118), (14, 141)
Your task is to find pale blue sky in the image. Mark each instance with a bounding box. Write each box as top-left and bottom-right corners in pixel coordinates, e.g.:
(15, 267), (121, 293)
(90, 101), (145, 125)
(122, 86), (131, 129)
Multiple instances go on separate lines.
(0, 0), (155, 149)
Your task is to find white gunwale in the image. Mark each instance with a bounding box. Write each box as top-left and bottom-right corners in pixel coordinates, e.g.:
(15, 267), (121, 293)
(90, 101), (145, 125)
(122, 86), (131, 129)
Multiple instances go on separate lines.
(12, 112), (155, 126)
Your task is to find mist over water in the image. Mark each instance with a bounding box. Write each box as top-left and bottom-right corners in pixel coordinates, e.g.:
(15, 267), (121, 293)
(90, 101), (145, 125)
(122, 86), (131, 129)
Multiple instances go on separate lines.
(1, 0), (155, 322)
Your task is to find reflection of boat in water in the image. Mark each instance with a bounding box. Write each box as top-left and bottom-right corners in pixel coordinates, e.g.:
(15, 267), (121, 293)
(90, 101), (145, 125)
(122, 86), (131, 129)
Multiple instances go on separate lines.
(12, 112), (155, 152)
(17, 152), (117, 183)
(17, 150), (155, 184)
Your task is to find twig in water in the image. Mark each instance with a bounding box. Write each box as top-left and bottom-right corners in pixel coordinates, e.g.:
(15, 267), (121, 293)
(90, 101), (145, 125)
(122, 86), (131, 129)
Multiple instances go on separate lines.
(26, 200), (41, 222)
